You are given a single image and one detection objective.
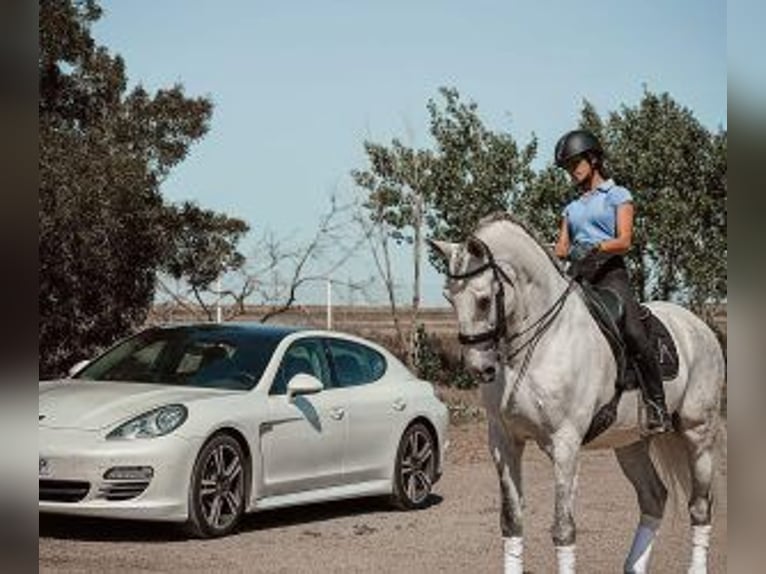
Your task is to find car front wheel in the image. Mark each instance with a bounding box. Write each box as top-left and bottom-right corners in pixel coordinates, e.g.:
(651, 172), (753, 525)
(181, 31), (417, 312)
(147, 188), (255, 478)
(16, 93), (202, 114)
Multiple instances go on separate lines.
(391, 422), (436, 510)
(185, 433), (247, 538)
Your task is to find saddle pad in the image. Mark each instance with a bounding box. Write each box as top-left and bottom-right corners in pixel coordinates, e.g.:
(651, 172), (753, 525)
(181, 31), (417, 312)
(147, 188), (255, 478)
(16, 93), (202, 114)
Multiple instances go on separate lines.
(583, 308), (680, 445)
(642, 309), (680, 380)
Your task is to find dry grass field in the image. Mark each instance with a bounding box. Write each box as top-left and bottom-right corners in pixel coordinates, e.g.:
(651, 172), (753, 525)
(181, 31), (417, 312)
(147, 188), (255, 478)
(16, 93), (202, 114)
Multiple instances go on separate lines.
(149, 303), (460, 336)
(149, 302), (726, 337)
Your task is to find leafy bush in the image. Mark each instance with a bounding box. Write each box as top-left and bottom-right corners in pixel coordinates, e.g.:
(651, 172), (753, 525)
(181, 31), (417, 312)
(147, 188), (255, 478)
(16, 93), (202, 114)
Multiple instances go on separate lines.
(413, 324), (476, 389)
(413, 324), (441, 382)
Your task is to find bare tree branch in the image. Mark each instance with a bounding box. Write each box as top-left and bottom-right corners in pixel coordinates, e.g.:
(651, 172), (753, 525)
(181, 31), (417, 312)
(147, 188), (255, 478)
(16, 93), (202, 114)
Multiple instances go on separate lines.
(353, 204), (409, 358)
(154, 194), (373, 325)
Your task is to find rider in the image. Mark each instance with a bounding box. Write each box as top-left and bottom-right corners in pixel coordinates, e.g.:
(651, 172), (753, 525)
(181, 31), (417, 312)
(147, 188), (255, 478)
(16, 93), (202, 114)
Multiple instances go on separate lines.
(552, 129), (672, 434)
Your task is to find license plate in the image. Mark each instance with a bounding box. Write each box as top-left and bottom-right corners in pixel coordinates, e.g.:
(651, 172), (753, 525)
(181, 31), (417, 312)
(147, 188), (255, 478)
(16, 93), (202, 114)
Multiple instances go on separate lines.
(39, 457), (51, 477)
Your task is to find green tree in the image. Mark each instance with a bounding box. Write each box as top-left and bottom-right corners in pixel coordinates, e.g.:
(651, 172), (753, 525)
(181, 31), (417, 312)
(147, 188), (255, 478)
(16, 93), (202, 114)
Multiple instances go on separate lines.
(353, 88), (536, 362)
(354, 86), (537, 250)
(603, 91), (727, 308)
(39, 0), (238, 377)
(160, 202), (250, 321)
(426, 87), (537, 242)
(512, 165), (571, 239)
(352, 140), (435, 365)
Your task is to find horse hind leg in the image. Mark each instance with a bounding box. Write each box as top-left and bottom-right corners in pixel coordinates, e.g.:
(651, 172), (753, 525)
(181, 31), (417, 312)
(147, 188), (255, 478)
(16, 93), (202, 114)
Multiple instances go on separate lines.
(646, 416), (720, 574)
(682, 422), (718, 574)
(615, 440), (668, 574)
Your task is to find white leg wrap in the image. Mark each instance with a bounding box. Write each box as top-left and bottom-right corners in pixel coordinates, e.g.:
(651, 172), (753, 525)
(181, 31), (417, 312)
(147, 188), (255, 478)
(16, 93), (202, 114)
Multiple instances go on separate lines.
(688, 524), (712, 574)
(625, 514), (661, 573)
(503, 536), (523, 574)
(555, 544), (576, 574)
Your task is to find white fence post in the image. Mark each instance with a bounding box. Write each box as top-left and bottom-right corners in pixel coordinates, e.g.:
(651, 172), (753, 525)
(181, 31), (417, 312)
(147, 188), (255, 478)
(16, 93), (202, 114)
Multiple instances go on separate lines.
(216, 276), (222, 324)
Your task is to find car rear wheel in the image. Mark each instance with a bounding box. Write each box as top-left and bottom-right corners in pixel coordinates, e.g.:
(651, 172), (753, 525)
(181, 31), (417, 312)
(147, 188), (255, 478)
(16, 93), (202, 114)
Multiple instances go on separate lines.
(390, 422), (436, 510)
(185, 433), (247, 538)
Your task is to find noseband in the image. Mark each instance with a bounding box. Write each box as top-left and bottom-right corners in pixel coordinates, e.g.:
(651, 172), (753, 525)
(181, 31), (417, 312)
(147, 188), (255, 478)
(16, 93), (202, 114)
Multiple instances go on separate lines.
(447, 237), (576, 357)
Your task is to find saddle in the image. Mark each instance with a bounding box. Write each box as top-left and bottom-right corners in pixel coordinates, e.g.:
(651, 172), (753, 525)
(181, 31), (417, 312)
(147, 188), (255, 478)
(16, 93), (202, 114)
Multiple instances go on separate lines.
(578, 281), (679, 444)
(579, 282), (679, 386)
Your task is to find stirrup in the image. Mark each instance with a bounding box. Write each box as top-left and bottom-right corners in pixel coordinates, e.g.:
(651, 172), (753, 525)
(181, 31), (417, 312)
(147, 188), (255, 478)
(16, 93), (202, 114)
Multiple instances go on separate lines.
(642, 401), (672, 436)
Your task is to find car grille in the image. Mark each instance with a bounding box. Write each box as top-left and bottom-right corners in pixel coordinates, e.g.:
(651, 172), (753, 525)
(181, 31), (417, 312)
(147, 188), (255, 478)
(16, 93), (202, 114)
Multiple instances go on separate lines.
(99, 480), (151, 501)
(39, 479), (90, 503)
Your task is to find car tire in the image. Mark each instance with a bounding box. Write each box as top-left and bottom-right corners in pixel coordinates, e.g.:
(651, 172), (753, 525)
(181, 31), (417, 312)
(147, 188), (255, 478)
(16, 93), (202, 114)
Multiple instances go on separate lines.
(185, 433), (248, 538)
(390, 422), (436, 510)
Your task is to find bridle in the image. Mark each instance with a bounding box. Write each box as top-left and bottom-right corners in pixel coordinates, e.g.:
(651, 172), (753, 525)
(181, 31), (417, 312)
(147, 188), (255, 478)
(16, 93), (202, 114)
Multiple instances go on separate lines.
(447, 237), (576, 362)
(446, 238), (514, 346)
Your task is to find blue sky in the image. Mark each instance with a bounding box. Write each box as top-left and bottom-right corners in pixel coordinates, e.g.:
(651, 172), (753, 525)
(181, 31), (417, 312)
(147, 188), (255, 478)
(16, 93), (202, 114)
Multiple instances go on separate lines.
(93, 1), (726, 306)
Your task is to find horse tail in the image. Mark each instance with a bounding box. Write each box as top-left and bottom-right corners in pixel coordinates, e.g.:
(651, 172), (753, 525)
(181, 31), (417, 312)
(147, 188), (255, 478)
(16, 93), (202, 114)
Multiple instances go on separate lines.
(649, 432), (692, 514)
(649, 417), (726, 517)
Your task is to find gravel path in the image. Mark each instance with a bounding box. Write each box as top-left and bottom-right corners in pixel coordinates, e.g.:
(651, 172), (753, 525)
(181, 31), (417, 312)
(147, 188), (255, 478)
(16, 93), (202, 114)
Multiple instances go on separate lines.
(39, 421), (726, 573)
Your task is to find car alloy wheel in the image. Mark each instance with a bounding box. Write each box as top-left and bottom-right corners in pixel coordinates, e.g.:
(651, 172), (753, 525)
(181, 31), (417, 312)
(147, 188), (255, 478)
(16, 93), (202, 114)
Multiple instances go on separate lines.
(186, 433), (247, 538)
(391, 422), (436, 510)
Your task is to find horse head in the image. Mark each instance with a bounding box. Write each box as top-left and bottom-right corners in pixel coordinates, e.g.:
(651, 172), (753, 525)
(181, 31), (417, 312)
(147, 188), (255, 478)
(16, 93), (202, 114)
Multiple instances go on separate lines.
(429, 213), (572, 384)
(428, 233), (522, 383)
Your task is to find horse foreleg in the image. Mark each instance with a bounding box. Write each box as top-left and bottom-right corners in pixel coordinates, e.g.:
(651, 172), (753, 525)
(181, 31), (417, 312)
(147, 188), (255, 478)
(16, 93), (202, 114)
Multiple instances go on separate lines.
(489, 421), (525, 574)
(547, 430), (580, 574)
(615, 440), (668, 573)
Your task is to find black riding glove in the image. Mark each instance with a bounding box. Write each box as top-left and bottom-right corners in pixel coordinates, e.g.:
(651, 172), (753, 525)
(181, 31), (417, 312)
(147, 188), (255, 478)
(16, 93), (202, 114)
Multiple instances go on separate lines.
(568, 245), (612, 283)
(568, 242), (597, 263)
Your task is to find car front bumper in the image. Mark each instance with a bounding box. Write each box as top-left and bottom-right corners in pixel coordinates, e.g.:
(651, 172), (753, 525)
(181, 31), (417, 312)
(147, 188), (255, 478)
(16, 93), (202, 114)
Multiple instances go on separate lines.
(39, 426), (200, 522)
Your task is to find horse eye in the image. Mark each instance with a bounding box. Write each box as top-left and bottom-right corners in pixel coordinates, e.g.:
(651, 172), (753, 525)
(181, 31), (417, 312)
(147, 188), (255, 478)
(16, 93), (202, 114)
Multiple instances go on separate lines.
(477, 296), (491, 312)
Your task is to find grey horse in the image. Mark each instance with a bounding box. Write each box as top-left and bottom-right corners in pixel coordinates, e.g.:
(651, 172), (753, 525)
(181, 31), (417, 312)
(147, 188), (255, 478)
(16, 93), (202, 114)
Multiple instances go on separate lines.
(429, 213), (724, 573)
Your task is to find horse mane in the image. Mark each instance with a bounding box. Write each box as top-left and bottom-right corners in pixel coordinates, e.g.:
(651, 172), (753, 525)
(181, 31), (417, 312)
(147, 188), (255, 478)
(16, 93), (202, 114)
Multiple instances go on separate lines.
(476, 211), (566, 273)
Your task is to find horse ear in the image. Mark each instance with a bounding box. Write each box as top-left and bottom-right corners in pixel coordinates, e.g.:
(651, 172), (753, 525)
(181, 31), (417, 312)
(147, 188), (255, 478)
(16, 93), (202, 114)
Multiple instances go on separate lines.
(426, 239), (457, 263)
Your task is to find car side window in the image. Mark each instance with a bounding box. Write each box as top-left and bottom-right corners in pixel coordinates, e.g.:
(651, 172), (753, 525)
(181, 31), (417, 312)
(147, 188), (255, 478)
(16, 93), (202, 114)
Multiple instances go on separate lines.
(183, 342), (243, 388)
(271, 339), (331, 395)
(327, 339), (387, 388)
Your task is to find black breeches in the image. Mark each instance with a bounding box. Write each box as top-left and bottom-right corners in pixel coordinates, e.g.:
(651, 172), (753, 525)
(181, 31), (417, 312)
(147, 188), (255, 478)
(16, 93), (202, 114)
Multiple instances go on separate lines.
(594, 263), (651, 358)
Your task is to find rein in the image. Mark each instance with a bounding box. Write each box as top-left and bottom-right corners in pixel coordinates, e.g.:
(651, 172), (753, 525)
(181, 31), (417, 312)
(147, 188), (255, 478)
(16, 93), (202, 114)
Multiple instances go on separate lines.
(447, 236), (575, 361)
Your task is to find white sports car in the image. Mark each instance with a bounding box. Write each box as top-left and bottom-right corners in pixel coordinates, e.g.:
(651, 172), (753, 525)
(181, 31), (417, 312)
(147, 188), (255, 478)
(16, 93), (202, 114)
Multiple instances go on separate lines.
(39, 323), (449, 537)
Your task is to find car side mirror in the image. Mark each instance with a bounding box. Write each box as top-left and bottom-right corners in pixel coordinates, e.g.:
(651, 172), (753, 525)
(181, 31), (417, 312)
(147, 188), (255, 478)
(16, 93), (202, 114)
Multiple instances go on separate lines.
(68, 359), (90, 378)
(286, 373), (323, 400)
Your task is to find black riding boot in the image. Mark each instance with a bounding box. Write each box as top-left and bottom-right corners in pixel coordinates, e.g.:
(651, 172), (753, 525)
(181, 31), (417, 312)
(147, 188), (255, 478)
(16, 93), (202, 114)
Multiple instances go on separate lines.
(594, 259), (672, 435)
(635, 350), (672, 434)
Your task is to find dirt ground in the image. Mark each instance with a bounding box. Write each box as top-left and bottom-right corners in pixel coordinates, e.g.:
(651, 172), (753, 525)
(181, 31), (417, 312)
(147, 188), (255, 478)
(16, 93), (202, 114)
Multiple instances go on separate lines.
(39, 415), (726, 574)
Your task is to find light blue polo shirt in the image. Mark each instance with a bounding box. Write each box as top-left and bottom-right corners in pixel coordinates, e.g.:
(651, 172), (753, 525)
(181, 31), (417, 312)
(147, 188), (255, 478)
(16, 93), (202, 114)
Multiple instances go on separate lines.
(563, 179), (633, 251)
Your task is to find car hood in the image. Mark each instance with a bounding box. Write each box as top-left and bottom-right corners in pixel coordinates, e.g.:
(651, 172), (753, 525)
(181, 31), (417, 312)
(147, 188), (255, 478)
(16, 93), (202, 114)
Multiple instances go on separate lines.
(39, 379), (240, 431)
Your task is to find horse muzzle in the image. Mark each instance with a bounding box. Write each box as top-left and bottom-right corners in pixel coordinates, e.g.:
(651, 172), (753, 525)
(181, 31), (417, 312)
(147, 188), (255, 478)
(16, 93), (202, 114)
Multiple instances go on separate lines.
(464, 348), (500, 384)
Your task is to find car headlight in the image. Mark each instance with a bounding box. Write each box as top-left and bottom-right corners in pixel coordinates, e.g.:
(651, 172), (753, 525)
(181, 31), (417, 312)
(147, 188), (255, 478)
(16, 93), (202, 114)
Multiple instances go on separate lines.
(106, 404), (188, 440)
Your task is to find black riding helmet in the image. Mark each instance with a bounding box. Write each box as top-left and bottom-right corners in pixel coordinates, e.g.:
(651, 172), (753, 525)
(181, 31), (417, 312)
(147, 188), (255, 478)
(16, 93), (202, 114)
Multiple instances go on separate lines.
(554, 129), (603, 167)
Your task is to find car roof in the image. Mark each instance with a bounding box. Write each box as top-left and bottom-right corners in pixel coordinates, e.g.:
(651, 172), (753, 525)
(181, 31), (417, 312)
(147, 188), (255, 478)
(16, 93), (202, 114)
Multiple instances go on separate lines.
(147, 323), (411, 375)
(151, 322), (305, 340)
(148, 323), (389, 354)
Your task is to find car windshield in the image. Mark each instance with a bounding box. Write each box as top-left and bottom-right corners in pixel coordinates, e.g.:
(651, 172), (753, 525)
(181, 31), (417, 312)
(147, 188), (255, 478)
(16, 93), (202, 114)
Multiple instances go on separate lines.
(75, 326), (285, 390)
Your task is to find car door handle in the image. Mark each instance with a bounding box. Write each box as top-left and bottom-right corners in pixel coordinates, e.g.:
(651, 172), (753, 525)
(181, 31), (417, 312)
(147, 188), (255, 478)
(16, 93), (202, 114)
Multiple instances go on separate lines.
(329, 407), (345, 420)
(392, 398), (406, 411)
